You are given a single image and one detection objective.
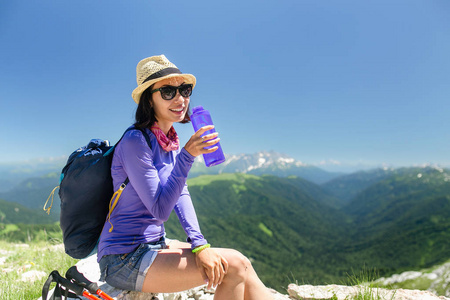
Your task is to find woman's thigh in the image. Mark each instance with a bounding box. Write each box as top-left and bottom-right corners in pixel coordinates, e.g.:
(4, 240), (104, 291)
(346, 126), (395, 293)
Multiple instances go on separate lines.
(142, 247), (250, 293)
(166, 239), (191, 249)
(142, 247), (205, 293)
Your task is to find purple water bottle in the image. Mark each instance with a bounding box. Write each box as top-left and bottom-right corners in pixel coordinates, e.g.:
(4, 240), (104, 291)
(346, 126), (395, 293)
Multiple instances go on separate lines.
(191, 106), (226, 167)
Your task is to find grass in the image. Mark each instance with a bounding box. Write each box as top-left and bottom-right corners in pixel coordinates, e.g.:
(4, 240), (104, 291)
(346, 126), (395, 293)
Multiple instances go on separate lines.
(0, 239), (78, 300)
(286, 267), (398, 300)
(345, 267), (397, 300)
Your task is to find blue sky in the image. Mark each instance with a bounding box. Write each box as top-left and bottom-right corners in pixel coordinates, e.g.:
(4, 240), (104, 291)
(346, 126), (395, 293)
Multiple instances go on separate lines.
(1, 0), (449, 172)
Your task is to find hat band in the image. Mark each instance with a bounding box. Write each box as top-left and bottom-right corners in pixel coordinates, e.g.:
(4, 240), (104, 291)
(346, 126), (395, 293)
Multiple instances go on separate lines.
(142, 67), (182, 84)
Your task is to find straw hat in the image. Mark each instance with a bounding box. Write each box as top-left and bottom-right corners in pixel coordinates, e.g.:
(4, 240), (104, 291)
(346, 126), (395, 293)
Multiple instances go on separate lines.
(131, 55), (196, 104)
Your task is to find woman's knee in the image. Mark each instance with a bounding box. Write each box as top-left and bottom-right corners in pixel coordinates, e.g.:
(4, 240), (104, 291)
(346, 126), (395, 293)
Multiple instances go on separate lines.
(223, 249), (253, 279)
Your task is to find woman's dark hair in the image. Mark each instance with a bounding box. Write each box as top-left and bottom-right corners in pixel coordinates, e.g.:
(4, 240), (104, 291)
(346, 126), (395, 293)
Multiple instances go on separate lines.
(134, 85), (191, 130)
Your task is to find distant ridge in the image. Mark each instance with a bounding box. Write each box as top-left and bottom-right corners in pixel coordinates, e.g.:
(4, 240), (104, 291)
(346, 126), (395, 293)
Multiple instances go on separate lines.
(0, 157), (66, 192)
(190, 151), (343, 184)
(322, 165), (450, 206)
(0, 198), (51, 224)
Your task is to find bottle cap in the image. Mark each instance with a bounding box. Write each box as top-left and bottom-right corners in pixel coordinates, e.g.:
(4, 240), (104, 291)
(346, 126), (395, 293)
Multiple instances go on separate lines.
(192, 106), (204, 114)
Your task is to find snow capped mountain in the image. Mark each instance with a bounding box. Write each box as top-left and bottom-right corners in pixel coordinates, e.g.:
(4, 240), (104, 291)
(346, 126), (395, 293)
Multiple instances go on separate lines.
(190, 151), (342, 184)
(223, 151), (307, 172)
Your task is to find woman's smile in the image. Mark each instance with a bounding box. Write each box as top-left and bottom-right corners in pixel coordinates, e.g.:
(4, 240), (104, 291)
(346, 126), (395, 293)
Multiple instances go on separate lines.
(169, 106), (185, 114)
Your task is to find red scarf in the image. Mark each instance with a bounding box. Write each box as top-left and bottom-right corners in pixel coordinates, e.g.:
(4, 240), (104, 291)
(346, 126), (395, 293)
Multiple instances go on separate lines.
(150, 123), (180, 152)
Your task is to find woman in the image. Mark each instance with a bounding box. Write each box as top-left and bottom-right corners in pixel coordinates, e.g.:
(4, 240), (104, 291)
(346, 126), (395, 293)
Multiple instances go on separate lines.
(97, 55), (272, 299)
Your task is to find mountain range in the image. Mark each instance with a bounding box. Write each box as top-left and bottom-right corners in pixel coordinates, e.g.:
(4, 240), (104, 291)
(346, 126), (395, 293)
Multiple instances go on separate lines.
(0, 152), (449, 291)
(189, 151), (343, 184)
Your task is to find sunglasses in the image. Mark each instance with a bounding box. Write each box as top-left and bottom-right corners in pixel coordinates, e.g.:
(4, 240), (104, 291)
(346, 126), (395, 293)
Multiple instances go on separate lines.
(151, 84), (193, 100)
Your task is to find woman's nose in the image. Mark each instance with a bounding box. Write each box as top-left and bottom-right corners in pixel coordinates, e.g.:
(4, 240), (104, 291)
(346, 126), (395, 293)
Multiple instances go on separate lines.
(173, 92), (187, 103)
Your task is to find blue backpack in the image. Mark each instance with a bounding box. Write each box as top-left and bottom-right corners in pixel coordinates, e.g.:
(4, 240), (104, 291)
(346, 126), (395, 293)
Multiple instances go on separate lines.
(44, 127), (151, 259)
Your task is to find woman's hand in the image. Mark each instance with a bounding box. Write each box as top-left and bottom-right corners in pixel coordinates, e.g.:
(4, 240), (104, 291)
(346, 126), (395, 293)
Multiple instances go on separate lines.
(195, 247), (229, 289)
(184, 125), (220, 157)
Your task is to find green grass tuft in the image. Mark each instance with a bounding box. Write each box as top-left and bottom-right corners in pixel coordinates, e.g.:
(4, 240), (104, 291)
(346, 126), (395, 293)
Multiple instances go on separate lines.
(0, 239), (78, 300)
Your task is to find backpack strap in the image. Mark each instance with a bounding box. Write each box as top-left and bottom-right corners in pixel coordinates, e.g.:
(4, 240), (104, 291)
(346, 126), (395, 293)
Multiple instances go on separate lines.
(112, 126), (152, 186)
(106, 127), (153, 232)
(103, 126), (152, 156)
(135, 127), (152, 151)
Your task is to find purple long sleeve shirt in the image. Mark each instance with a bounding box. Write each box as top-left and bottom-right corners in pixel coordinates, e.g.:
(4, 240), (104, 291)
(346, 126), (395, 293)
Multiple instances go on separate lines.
(97, 128), (207, 262)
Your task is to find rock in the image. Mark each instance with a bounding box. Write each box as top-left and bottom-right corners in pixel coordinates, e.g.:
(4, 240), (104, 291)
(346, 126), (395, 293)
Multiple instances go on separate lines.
(375, 261), (450, 297)
(21, 270), (47, 282)
(287, 284), (450, 300)
(377, 271), (423, 285)
(393, 289), (450, 300)
(2, 267), (14, 273)
(269, 288), (292, 299)
(288, 284), (355, 300)
(0, 257), (8, 265)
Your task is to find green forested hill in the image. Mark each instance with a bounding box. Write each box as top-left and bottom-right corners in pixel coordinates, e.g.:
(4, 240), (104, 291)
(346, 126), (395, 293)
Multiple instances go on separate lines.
(0, 172), (60, 221)
(321, 168), (401, 207)
(345, 167), (450, 220)
(339, 167), (450, 273)
(165, 173), (349, 289)
(0, 199), (51, 224)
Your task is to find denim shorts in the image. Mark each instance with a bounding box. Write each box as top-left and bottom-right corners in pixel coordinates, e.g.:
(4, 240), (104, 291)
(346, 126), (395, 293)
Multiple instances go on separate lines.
(99, 238), (167, 291)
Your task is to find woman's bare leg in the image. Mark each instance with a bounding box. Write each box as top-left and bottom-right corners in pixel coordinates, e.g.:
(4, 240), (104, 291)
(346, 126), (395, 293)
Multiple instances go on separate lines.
(142, 246), (272, 300)
(213, 248), (272, 300)
(142, 247), (205, 293)
(166, 239), (191, 249)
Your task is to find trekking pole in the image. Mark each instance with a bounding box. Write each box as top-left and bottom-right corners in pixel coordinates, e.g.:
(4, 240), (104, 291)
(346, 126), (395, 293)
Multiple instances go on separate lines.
(42, 270), (101, 300)
(66, 266), (114, 300)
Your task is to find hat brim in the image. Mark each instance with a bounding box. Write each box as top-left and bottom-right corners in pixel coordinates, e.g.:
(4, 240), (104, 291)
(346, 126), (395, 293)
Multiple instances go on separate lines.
(131, 73), (196, 104)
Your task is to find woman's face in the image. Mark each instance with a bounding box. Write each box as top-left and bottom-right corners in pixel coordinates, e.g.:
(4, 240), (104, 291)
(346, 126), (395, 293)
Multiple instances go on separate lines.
(151, 76), (190, 130)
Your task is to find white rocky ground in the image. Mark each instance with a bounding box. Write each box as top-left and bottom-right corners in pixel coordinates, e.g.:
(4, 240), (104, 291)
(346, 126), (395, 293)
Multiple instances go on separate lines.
(374, 262), (450, 298)
(37, 255), (449, 300)
(287, 284), (450, 300)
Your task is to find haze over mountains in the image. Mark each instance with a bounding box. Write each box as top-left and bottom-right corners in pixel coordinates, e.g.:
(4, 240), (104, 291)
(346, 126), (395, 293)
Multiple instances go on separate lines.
(0, 151), (449, 291)
(0, 151), (341, 192)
